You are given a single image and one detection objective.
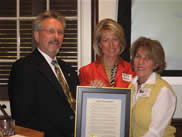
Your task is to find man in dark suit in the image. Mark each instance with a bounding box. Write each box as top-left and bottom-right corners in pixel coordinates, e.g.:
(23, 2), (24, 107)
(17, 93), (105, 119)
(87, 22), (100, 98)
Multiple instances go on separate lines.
(8, 10), (79, 137)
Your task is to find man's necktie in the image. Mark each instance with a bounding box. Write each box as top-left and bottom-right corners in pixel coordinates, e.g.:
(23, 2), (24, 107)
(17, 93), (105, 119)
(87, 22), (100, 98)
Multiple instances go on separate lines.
(51, 60), (76, 112)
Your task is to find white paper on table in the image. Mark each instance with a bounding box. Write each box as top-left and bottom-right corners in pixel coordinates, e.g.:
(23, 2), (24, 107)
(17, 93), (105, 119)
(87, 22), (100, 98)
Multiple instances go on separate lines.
(85, 98), (122, 137)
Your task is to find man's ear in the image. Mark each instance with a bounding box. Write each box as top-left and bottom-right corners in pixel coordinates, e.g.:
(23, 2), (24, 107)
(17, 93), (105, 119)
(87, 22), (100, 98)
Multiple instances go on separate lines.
(34, 31), (39, 43)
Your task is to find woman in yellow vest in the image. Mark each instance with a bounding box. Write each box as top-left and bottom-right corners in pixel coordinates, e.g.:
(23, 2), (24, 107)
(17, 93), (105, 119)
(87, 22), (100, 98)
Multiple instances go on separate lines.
(129, 37), (176, 137)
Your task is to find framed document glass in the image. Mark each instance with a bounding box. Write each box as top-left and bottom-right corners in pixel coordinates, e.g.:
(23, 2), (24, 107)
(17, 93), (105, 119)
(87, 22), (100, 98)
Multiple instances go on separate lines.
(75, 86), (132, 137)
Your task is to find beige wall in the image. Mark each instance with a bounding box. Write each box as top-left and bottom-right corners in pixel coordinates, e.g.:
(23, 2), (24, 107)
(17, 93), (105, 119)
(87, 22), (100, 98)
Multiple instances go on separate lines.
(99, 0), (118, 21)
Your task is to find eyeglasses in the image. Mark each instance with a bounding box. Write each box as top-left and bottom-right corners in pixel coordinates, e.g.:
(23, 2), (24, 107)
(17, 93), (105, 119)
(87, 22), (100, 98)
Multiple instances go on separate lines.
(40, 29), (64, 35)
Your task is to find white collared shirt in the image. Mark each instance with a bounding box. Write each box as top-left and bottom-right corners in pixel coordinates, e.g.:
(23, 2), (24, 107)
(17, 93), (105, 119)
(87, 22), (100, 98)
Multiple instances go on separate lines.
(131, 72), (176, 137)
(37, 48), (68, 86)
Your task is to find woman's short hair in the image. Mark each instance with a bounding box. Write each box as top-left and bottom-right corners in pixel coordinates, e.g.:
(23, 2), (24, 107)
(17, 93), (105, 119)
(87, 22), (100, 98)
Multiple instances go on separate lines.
(93, 18), (126, 56)
(131, 37), (166, 74)
(33, 10), (65, 32)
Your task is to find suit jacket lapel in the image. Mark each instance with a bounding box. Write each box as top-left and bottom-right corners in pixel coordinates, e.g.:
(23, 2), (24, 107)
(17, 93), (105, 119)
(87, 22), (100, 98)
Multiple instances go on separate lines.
(95, 59), (110, 85)
(32, 49), (64, 95)
(115, 58), (124, 81)
(115, 58), (131, 82)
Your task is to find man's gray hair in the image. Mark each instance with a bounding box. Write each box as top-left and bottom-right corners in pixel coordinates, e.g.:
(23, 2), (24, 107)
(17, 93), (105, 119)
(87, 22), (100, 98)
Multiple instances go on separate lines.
(33, 10), (65, 32)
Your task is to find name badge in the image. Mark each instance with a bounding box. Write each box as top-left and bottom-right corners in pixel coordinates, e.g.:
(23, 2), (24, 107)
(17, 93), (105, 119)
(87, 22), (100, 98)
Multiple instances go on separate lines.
(122, 73), (132, 82)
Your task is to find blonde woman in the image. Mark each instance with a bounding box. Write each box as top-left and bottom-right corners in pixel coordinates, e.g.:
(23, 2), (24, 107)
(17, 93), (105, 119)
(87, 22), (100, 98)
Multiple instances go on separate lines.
(79, 18), (135, 88)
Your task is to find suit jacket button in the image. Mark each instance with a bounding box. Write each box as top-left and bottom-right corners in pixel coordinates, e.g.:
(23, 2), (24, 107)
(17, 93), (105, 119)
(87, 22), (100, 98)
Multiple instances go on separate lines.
(69, 115), (74, 120)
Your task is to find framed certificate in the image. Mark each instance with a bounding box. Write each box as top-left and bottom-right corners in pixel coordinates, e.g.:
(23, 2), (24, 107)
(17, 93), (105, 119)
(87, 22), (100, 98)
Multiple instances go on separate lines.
(74, 86), (132, 137)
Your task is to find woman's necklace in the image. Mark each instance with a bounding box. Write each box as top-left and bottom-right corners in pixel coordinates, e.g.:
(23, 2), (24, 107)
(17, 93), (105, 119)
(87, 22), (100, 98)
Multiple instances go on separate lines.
(137, 80), (145, 93)
(137, 80), (144, 86)
(102, 57), (119, 87)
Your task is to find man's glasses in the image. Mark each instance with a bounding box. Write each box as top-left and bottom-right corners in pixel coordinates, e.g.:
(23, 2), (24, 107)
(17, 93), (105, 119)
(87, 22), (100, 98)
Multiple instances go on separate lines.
(40, 29), (64, 35)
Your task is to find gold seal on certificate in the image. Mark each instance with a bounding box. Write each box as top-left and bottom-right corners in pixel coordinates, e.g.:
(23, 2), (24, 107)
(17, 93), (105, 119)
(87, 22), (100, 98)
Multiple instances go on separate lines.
(90, 135), (96, 137)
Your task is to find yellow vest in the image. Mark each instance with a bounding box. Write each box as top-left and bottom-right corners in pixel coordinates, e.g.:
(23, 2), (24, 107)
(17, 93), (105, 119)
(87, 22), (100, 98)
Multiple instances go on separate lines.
(129, 74), (176, 137)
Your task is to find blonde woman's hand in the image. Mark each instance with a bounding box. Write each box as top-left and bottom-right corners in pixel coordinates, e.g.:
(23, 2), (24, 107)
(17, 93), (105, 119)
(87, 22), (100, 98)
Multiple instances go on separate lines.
(89, 80), (106, 88)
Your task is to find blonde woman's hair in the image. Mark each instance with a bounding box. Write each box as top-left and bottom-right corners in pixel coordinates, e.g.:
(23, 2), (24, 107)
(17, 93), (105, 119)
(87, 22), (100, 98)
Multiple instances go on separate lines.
(93, 18), (126, 56)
